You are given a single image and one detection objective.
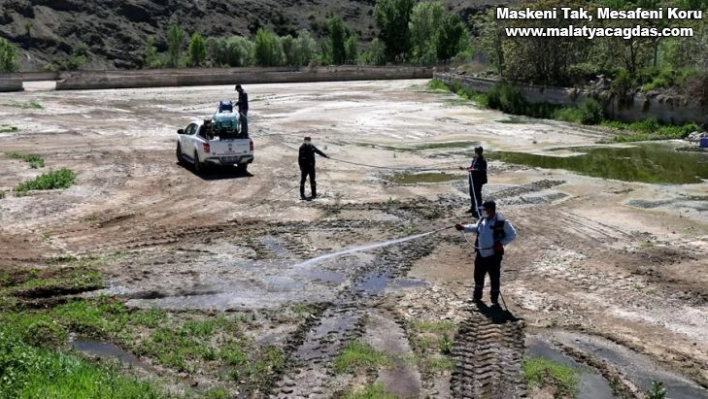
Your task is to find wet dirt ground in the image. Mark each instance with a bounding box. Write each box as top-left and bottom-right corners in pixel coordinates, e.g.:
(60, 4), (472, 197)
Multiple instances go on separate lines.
(1, 80), (707, 398)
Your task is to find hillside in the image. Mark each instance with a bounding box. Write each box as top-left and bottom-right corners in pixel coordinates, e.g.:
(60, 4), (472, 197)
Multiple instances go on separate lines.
(0, 0), (500, 71)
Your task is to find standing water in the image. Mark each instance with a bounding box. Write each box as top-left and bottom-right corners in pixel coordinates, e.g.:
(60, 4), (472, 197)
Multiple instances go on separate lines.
(293, 226), (453, 268)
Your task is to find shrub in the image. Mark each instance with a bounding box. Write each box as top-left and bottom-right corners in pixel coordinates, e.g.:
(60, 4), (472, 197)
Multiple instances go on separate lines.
(23, 320), (67, 349)
(0, 37), (19, 73)
(487, 84), (528, 115)
(578, 98), (604, 125)
(15, 168), (77, 193)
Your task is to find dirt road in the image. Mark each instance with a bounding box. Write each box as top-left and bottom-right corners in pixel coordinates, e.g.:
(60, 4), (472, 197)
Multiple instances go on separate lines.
(1, 80), (706, 398)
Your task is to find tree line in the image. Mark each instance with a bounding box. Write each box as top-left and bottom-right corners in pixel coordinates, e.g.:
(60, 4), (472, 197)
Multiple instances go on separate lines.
(143, 0), (471, 69)
(0, 0), (471, 72)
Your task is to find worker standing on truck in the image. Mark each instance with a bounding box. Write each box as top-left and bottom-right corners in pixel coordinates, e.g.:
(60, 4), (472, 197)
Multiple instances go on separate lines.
(235, 84), (248, 137)
(459, 146), (487, 218)
(299, 136), (329, 200)
(455, 200), (517, 304)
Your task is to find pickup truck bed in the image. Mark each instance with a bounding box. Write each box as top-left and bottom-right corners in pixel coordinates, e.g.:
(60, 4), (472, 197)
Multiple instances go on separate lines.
(176, 119), (254, 173)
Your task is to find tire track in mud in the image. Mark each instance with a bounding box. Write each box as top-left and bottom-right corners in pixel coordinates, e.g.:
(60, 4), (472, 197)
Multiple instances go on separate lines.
(266, 238), (438, 398)
(450, 309), (527, 399)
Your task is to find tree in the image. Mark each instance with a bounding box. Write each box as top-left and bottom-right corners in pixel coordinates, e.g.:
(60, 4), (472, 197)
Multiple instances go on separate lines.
(363, 38), (387, 66)
(409, 1), (445, 64)
(254, 28), (284, 66)
(188, 32), (207, 66)
(345, 35), (359, 64)
(0, 37), (19, 73)
(295, 30), (317, 66)
(281, 35), (298, 67)
(329, 15), (347, 65)
(374, 0), (416, 63)
(436, 13), (467, 61)
(144, 36), (162, 69)
(166, 25), (186, 67)
(208, 36), (254, 67)
(472, 9), (505, 76)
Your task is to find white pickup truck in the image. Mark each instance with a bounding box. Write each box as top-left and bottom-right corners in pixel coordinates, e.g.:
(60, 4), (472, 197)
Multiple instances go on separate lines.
(176, 119), (254, 173)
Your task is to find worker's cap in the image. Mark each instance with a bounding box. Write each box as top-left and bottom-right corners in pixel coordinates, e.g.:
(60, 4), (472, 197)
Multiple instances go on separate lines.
(235, 84), (242, 90)
(482, 200), (496, 209)
(304, 136), (311, 141)
(474, 146), (484, 153)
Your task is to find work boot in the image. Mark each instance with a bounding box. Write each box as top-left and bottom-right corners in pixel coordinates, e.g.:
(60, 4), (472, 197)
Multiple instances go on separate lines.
(311, 182), (317, 199)
(473, 286), (483, 301)
(300, 184), (306, 200)
(491, 291), (500, 305)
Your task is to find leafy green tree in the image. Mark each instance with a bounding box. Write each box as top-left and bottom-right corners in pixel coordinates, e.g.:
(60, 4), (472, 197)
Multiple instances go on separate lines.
(207, 36), (254, 67)
(188, 32), (207, 66)
(166, 25), (186, 68)
(295, 29), (317, 66)
(363, 38), (387, 66)
(345, 35), (359, 64)
(329, 15), (347, 65)
(374, 0), (415, 63)
(254, 28), (284, 66)
(436, 13), (467, 61)
(0, 37), (19, 72)
(409, 1), (445, 64)
(281, 35), (298, 67)
(144, 36), (162, 68)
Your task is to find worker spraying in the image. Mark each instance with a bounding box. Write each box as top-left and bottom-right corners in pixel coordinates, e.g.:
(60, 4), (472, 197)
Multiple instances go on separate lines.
(455, 200), (517, 305)
(298, 136), (329, 200)
(459, 146), (487, 218)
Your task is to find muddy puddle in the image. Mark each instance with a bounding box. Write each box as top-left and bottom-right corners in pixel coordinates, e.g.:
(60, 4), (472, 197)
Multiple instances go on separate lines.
(534, 330), (708, 398)
(491, 142), (708, 184)
(526, 336), (615, 399)
(72, 340), (153, 371)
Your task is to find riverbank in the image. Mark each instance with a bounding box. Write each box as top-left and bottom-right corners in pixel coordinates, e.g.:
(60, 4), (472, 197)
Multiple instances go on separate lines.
(429, 76), (704, 143)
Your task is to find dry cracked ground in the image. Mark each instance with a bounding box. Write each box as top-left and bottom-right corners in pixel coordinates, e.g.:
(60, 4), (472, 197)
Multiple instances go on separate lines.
(1, 80), (707, 399)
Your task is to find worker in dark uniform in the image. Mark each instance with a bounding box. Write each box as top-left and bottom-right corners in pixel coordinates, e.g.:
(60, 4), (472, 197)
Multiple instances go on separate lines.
(235, 84), (248, 137)
(459, 146), (487, 218)
(298, 136), (329, 200)
(455, 200), (517, 304)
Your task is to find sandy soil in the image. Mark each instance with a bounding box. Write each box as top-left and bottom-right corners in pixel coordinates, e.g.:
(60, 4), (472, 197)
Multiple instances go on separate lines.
(1, 79), (707, 398)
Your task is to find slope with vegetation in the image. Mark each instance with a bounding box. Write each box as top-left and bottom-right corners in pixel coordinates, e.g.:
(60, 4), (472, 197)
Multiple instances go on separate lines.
(0, 0), (492, 72)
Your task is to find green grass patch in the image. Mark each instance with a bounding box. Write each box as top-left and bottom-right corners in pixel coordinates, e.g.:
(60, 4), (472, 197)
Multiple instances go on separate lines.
(15, 168), (76, 193)
(0, 125), (19, 133)
(0, 190), (5, 199)
(0, 326), (168, 399)
(342, 382), (397, 399)
(3, 100), (43, 109)
(6, 152), (45, 168)
(333, 341), (391, 374)
(387, 172), (460, 184)
(427, 79), (449, 92)
(0, 265), (103, 303)
(411, 320), (457, 334)
(522, 356), (579, 397)
(600, 118), (700, 143)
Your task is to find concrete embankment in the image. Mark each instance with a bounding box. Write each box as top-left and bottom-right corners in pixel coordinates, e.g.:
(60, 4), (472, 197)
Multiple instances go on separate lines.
(434, 72), (708, 126)
(0, 79), (24, 92)
(54, 66), (433, 91)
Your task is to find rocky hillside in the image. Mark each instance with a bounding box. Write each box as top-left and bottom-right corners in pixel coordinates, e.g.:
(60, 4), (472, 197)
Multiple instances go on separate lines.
(0, 0), (502, 71)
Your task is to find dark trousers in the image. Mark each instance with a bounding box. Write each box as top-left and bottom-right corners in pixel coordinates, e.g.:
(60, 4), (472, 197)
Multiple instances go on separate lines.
(300, 165), (316, 197)
(469, 179), (483, 218)
(239, 109), (248, 136)
(473, 253), (502, 302)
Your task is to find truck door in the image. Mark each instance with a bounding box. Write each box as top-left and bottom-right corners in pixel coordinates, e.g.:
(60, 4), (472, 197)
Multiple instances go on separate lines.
(181, 123), (198, 158)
